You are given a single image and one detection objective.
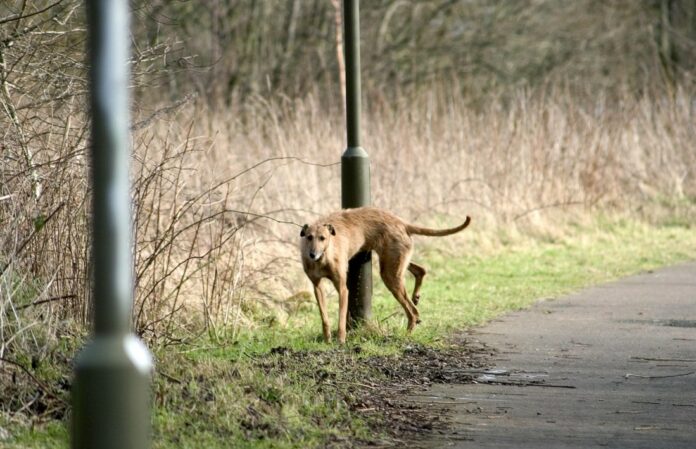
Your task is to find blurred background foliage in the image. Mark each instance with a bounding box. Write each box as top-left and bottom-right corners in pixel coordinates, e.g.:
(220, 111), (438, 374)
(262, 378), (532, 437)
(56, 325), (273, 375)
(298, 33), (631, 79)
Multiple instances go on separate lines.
(131, 0), (696, 105)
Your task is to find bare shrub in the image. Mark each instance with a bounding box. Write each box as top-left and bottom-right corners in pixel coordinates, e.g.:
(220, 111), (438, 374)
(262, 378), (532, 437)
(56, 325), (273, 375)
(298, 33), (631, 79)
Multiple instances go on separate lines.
(129, 120), (295, 343)
(0, 2), (257, 418)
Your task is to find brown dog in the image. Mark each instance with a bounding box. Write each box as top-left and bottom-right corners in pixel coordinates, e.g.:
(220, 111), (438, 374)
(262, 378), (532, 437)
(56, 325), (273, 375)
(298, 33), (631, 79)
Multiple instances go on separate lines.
(300, 207), (471, 343)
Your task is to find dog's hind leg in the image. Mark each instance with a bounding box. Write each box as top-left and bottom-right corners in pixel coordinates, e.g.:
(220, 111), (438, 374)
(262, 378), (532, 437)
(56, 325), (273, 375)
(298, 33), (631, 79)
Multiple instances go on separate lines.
(407, 262), (427, 305)
(312, 282), (331, 343)
(380, 252), (420, 332)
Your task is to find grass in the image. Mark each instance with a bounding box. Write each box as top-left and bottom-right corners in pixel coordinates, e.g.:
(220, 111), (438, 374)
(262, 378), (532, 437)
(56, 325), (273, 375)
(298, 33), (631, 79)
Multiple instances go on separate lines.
(4, 216), (695, 448)
(358, 216), (696, 347)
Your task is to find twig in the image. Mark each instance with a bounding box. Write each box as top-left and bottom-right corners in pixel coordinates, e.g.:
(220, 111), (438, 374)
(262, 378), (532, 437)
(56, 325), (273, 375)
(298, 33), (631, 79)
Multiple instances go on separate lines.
(157, 369), (183, 384)
(131, 93), (197, 131)
(513, 201), (584, 221)
(0, 203), (65, 277)
(223, 208), (302, 228)
(347, 381), (377, 390)
(625, 371), (695, 380)
(0, 1), (63, 26)
(380, 311), (400, 323)
(475, 379), (576, 389)
(231, 156), (339, 183)
(15, 294), (76, 311)
(0, 357), (67, 405)
(630, 356), (696, 363)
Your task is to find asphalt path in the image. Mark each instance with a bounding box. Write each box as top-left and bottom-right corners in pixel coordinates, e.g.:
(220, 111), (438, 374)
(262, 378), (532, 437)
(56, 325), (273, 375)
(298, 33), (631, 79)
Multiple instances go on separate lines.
(409, 261), (696, 448)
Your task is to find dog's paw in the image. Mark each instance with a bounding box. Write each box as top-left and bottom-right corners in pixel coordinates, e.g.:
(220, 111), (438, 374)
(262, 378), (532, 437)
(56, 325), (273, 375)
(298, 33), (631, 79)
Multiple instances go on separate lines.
(413, 294), (421, 305)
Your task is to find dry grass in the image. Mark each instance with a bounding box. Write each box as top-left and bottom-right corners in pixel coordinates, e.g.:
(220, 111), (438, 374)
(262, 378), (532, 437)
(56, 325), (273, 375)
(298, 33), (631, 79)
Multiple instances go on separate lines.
(129, 84), (696, 326)
(196, 85), (696, 225)
(2, 84), (695, 418)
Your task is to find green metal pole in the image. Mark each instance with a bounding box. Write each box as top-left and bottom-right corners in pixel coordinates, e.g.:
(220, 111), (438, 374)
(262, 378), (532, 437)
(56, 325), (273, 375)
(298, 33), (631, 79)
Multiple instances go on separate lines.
(72, 1), (153, 449)
(341, 0), (372, 326)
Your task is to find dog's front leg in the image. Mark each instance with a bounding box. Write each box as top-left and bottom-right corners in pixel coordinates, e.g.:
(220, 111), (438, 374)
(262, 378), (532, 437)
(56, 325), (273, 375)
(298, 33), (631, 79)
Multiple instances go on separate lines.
(332, 275), (349, 344)
(312, 282), (331, 343)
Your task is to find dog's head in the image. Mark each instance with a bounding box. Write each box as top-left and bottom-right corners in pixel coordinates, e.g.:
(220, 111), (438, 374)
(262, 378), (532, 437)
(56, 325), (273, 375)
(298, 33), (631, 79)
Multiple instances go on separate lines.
(300, 222), (336, 262)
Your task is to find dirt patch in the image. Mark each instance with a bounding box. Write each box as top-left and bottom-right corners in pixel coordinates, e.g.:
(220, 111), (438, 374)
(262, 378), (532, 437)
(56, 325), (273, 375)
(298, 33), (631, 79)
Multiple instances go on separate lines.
(0, 353), (72, 422)
(1, 334), (491, 447)
(260, 336), (492, 447)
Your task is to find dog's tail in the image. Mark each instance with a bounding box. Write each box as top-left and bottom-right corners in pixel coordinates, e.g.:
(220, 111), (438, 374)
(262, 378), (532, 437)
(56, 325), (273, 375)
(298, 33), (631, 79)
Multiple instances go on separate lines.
(405, 216), (471, 237)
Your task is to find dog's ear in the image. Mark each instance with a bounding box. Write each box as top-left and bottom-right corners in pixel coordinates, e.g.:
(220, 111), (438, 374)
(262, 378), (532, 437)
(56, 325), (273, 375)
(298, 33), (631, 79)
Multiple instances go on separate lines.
(300, 224), (309, 237)
(325, 223), (336, 236)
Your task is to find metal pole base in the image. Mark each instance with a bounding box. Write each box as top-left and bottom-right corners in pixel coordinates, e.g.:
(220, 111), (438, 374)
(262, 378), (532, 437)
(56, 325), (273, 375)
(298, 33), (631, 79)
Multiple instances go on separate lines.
(72, 335), (153, 449)
(342, 146), (372, 326)
(341, 146), (370, 206)
(346, 251), (372, 328)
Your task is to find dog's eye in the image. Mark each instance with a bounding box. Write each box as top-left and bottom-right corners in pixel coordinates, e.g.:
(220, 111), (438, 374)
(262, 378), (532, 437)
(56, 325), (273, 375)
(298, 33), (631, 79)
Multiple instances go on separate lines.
(307, 235), (313, 241)
(319, 236), (326, 242)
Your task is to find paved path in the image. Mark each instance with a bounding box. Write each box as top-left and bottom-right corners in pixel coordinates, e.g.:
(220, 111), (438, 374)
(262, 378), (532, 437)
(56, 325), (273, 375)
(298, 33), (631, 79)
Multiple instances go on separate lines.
(410, 262), (696, 448)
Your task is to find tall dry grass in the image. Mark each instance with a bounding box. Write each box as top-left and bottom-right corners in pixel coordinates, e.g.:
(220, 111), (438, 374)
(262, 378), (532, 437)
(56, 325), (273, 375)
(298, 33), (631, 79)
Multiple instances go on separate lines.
(134, 84), (695, 328)
(2, 84), (695, 416)
(194, 84), (695, 231)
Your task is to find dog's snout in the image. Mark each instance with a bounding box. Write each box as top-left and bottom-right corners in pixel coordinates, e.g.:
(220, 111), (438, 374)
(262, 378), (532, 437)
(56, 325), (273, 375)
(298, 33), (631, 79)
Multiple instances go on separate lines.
(309, 251), (317, 259)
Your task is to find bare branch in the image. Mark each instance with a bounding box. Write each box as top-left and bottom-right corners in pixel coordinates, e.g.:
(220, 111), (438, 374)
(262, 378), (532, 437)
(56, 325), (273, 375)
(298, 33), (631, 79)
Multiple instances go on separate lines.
(0, 1), (63, 26)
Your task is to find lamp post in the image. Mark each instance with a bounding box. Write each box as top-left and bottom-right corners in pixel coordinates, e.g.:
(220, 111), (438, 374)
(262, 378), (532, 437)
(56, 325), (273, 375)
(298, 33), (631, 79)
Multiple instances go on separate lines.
(72, 1), (153, 448)
(341, 0), (372, 326)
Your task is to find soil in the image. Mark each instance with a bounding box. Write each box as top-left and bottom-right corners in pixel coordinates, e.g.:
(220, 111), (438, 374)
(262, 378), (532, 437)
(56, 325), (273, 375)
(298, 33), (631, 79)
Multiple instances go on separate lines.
(353, 340), (493, 447)
(262, 336), (494, 448)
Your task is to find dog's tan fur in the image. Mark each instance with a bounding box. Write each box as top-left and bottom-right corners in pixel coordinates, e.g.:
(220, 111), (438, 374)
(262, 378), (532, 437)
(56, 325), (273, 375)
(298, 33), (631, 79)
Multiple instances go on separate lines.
(300, 207), (471, 343)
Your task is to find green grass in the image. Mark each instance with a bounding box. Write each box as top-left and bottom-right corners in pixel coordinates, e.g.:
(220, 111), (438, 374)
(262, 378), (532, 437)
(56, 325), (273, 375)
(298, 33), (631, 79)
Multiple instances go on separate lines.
(0, 421), (66, 449)
(4, 217), (696, 448)
(311, 216), (696, 349)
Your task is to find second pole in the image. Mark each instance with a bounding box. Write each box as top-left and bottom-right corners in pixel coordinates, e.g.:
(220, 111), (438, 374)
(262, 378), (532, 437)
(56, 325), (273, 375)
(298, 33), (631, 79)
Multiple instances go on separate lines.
(341, 0), (372, 326)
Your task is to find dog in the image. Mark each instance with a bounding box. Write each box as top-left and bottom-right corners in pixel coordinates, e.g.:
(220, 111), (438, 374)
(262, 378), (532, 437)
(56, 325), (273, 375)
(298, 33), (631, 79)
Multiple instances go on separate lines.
(300, 207), (471, 343)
